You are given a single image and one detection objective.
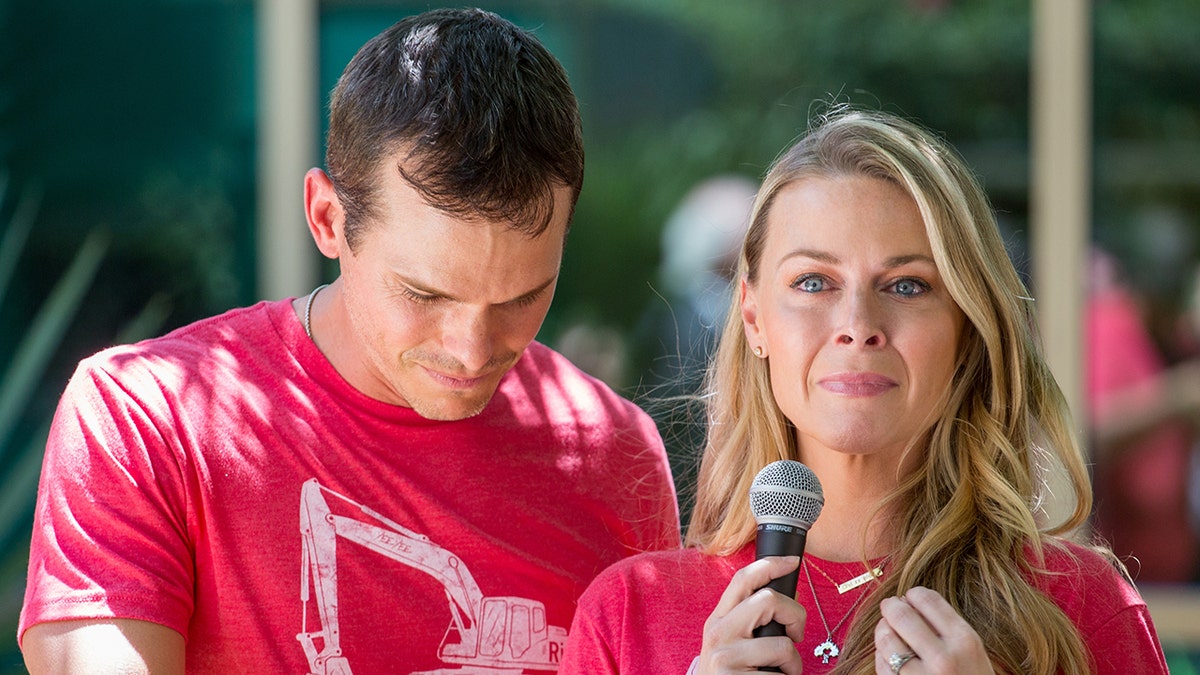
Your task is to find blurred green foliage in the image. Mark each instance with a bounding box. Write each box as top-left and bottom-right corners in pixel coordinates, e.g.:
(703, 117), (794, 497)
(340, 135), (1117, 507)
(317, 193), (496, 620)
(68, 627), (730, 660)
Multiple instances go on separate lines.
(0, 188), (169, 671)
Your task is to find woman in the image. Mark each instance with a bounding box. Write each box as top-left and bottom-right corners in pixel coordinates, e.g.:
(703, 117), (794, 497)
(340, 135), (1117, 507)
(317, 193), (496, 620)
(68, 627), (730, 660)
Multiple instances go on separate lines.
(559, 108), (1168, 674)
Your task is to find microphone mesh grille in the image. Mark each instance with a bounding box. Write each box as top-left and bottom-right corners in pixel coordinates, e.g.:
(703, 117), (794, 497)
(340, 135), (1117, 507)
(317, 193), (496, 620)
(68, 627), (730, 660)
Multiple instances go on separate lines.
(749, 460), (824, 527)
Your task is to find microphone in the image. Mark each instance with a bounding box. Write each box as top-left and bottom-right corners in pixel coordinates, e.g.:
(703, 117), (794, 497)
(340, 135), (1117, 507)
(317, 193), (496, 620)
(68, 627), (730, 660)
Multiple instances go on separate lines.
(749, 459), (824, 640)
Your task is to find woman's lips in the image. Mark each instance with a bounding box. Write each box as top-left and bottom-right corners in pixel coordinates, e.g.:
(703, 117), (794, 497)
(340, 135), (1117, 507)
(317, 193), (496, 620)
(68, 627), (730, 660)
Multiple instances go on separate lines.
(818, 372), (897, 396)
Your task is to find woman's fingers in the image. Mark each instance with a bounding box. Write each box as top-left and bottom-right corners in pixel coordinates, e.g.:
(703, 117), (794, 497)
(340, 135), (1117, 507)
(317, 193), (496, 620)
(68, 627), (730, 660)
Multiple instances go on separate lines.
(874, 606), (919, 673)
(874, 587), (993, 675)
(706, 556), (806, 643)
(710, 556), (801, 619)
(701, 634), (805, 675)
(695, 556), (806, 674)
(879, 593), (941, 657)
(903, 587), (982, 644)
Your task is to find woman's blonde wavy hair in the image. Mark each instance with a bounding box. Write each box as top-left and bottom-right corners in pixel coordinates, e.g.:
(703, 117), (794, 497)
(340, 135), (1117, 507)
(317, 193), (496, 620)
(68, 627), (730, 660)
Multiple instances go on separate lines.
(685, 107), (1098, 674)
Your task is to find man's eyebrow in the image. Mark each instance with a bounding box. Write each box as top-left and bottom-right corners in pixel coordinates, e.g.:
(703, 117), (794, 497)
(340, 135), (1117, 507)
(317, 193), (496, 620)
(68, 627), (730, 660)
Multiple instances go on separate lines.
(500, 275), (558, 305)
(393, 273), (558, 305)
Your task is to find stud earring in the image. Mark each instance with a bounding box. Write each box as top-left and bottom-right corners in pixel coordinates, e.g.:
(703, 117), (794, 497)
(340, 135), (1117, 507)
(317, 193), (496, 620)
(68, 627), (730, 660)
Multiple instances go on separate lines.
(753, 346), (765, 358)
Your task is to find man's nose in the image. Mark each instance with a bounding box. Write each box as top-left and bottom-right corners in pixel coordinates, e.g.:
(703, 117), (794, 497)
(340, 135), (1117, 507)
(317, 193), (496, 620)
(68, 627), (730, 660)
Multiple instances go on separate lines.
(442, 307), (495, 373)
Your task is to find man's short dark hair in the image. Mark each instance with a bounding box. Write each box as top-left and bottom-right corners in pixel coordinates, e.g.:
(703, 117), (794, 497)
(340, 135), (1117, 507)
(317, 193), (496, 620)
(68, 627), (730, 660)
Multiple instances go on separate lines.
(326, 7), (585, 249)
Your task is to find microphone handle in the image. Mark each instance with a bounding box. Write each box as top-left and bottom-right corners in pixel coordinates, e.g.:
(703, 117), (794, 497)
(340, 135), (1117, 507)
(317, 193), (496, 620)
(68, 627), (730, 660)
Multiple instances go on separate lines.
(752, 523), (807, 655)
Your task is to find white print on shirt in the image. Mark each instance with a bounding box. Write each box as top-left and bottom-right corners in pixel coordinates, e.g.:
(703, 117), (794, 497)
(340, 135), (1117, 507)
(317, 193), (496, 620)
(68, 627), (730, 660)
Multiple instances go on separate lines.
(296, 479), (567, 674)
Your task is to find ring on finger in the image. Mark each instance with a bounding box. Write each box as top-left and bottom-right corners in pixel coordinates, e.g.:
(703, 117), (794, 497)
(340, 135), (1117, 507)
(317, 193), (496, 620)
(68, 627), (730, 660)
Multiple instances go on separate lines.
(888, 651), (916, 672)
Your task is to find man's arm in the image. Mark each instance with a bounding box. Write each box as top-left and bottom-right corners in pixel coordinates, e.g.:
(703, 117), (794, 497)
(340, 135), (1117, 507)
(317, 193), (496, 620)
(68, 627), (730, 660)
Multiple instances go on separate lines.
(22, 619), (185, 675)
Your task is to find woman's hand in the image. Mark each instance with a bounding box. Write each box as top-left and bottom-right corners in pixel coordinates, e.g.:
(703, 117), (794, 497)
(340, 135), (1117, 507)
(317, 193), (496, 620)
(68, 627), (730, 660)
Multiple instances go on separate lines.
(873, 586), (994, 674)
(694, 556), (806, 675)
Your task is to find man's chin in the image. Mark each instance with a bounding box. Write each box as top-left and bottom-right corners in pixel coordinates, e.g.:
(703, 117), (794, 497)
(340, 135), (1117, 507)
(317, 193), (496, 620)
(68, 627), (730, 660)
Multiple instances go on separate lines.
(407, 390), (494, 421)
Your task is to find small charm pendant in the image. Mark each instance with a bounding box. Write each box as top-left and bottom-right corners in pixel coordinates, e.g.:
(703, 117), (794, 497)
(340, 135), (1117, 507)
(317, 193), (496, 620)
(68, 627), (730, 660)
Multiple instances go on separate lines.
(814, 639), (840, 664)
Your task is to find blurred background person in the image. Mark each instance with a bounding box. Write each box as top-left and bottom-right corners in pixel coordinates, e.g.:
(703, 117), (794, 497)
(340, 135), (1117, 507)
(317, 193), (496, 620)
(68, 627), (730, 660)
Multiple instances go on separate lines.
(633, 174), (757, 516)
(1087, 248), (1200, 583)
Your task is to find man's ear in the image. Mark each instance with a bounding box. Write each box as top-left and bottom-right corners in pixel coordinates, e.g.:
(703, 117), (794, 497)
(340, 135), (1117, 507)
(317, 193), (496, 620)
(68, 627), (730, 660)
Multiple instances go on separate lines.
(304, 168), (344, 260)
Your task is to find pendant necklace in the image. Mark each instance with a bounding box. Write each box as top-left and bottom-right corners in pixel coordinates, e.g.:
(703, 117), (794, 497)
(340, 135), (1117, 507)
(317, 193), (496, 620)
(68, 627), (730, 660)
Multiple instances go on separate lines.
(807, 556), (885, 594)
(804, 559), (873, 664)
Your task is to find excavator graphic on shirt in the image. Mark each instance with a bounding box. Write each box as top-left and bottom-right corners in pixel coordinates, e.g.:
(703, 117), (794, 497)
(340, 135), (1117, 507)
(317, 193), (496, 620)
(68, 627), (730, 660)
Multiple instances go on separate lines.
(296, 479), (568, 675)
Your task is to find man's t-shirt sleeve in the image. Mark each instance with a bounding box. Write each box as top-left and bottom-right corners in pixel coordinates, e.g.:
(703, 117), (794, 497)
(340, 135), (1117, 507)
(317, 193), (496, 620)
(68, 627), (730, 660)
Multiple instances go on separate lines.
(20, 357), (194, 643)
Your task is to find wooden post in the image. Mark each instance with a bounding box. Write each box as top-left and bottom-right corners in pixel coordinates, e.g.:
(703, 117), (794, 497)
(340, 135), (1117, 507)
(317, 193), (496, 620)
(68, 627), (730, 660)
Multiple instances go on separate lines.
(1031, 0), (1091, 527)
(255, 0), (319, 300)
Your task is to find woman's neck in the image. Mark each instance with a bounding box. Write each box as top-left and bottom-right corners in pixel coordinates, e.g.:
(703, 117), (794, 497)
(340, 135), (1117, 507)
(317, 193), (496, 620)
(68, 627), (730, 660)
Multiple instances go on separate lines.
(799, 450), (905, 562)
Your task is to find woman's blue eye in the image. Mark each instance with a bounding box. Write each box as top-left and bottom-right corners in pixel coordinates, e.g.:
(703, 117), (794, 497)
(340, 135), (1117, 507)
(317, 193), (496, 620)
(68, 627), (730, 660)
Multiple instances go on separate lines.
(794, 275), (825, 292)
(893, 279), (928, 296)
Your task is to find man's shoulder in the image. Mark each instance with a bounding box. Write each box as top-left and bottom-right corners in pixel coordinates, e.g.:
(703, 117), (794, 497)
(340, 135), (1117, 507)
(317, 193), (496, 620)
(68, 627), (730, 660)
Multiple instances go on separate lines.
(149, 299), (285, 346)
(516, 341), (605, 381)
(77, 299), (290, 384)
(508, 342), (649, 417)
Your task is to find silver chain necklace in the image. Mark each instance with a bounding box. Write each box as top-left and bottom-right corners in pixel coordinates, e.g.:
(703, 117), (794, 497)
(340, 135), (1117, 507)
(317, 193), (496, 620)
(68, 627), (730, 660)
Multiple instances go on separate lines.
(304, 283), (329, 340)
(804, 560), (872, 664)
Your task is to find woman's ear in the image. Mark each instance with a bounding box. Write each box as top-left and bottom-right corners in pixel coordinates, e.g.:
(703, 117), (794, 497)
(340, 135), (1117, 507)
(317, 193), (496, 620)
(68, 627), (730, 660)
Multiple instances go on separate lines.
(740, 276), (764, 351)
(304, 168), (345, 260)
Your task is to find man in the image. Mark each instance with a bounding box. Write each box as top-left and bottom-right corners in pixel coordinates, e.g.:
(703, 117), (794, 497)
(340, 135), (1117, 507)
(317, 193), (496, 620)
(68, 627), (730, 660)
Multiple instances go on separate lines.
(20, 8), (680, 673)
